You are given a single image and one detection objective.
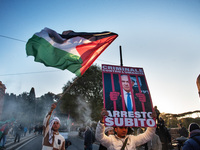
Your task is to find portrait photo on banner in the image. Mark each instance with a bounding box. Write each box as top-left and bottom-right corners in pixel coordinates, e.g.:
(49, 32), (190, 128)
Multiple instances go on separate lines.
(102, 64), (156, 127)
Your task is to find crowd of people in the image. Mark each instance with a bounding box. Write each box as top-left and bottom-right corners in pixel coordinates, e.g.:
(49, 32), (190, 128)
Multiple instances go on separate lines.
(1, 103), (200, 150)
(0, 121), (43, 149)
(47, 103), (200, 150)
(80, 107), (200, 150)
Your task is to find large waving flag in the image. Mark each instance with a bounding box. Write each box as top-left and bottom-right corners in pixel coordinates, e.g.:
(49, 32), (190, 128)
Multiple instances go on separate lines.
(26, 28), (118, 76)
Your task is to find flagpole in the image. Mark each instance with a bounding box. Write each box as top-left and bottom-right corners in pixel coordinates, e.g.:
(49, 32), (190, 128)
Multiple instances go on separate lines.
(120, 45), (123, 67)
(56, 76), (80, 105)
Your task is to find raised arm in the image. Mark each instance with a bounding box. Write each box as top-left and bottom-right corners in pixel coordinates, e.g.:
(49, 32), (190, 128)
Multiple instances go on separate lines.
(43, 103), (57, 136)
(95, 108), (112, 148)
(134, 106), (157, 146)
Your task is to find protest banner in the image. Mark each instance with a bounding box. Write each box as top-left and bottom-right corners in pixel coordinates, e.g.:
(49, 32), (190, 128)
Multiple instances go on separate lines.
(102, 64), (156, 127)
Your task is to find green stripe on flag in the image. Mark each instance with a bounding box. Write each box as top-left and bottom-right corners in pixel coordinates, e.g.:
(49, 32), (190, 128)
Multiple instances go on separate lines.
(26, 35), (82, 76)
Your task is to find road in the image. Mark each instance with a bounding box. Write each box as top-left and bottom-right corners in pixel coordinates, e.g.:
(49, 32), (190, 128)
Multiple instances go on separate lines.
(5, 131), (179, 150)
(67, 131), (99, 150)
(15, 135), (43, 150)
(8, 131), (100, 150)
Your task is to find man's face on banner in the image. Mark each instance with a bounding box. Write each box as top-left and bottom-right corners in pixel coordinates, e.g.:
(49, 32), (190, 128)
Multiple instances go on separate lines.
(121, 75), (134, 92)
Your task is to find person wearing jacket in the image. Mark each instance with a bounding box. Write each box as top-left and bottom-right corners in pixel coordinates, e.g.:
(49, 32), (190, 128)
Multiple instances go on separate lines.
(95, 108), (157, 150)
(0, 123), (10, 148)
(42, 103), (65, 150)
(14, 124), (23, 143)
(84, 126), (95, 150)
(99, 127), (114, 150)
(147, 133), (162, 150)
(182, 123), (200, 150)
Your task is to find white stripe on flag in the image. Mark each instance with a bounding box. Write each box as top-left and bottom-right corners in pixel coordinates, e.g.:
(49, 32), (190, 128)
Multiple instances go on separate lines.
(35, 28), (91, 57)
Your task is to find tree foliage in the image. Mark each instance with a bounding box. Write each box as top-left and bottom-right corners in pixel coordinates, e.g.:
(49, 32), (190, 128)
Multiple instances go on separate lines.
(160, 111), (200, 129)
(60, 64), (103, 123)
(1, 64), (103, 126)
(2, 64), (200, 130)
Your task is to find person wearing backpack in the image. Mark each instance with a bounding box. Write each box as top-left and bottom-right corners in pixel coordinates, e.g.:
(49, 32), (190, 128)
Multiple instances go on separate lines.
(182, 123), (200, 150)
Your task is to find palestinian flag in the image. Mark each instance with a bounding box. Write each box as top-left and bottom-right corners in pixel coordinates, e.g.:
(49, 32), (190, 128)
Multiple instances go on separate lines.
(26, 27), (118, 76)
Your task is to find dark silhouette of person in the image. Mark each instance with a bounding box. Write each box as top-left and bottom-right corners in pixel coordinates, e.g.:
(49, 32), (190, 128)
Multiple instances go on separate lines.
(155, 106), (160, 124)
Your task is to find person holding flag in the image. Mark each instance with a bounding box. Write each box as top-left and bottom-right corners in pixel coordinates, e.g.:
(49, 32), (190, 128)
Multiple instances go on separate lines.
(42, 103), (65, 150)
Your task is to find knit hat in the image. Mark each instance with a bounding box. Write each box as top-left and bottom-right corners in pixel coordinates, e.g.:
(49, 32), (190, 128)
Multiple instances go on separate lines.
(49, 117), (60, 144)
(188, 123), (200, 132)
(105, 127), (114, 133)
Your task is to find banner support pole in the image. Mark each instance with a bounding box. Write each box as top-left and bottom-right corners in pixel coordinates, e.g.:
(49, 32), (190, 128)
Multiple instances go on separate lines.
(120, 45), (123, 67)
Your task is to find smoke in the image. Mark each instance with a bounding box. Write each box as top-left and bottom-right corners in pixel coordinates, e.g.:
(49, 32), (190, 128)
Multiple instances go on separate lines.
(1, 93), (98, 133)
(76, 97), (96, 127)
(1, 95), (18, 119)
(78, 97), (91, 120)
(1, 94), (31, 127)
(1, 93), (53, 128)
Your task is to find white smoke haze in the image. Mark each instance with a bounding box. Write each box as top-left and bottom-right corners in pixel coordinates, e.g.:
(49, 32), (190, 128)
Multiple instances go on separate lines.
(1, 92), (98, 133)
(1, 93), (51, 128)
(2, 96), (31, 127)
(76, 97), (96, 127)
(2, 96), (18, 119)
(66, 118), (72, 132)
(40, 96), (96, 132)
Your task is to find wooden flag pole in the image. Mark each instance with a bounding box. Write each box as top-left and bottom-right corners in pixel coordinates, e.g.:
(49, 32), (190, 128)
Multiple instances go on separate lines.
(56, 76), (80, 105)
(56, 46), (122, 106)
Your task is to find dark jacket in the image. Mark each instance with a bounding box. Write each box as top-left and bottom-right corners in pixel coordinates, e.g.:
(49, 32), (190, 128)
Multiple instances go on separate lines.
(99, 144), (107, 150)
(84, 127), (95, 146)
(15, 125), (23, 135)
(179, 127), (189, 137)
(183, 129), (200, 150)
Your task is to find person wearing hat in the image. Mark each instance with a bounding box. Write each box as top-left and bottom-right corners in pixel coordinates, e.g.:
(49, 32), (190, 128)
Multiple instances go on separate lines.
(182, 123), (200, 150)
(42, 103), (65, 150)
(99, 127), (114, 150)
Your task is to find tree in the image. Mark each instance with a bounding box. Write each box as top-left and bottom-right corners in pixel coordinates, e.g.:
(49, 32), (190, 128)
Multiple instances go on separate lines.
(160, 112), (200, 129)
(60, 64), (103, 124)
(18, 92), (33, 125)
(29, 87), (36, 102)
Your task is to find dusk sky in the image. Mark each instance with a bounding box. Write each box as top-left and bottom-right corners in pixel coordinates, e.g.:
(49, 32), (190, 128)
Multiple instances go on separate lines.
(0, 0), (200, 114)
